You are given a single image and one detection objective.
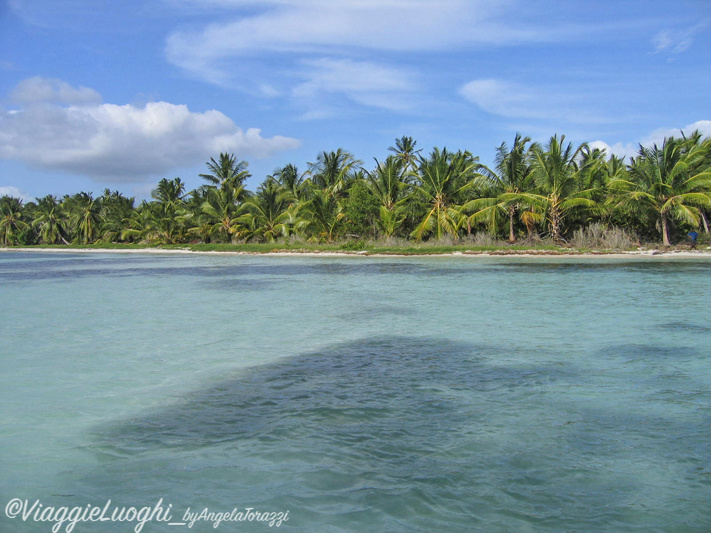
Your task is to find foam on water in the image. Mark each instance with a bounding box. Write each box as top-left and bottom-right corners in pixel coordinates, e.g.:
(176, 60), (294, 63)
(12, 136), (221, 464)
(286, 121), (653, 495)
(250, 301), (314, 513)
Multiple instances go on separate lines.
(1, 253), (709, 532)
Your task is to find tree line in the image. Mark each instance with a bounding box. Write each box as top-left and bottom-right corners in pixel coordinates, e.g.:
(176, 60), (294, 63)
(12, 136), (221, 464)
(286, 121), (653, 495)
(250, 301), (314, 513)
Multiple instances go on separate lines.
(2, 132), (710, 247)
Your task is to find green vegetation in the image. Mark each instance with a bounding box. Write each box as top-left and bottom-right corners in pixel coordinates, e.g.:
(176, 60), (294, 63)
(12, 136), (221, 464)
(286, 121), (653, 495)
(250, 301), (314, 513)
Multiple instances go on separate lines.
(2, 133), (710, 250)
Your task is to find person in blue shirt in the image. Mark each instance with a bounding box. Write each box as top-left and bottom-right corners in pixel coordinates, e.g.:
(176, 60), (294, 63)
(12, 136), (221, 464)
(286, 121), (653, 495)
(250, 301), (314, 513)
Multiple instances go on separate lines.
(688, 230), (698, 250)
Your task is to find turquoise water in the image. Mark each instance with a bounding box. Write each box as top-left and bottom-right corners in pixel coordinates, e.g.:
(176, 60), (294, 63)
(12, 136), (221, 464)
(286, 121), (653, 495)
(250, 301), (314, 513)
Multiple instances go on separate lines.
(1, 252), (709, 532)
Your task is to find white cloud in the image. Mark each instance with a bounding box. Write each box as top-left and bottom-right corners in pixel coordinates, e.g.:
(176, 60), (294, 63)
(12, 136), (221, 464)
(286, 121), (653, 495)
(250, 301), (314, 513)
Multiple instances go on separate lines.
(0, 186), (35, 203)
(643, 120), (711, 146)
(164, 1), (563, 90)
(587, 140), (637, 160)
(590, 120), (711, 160)
(0, 78), (301, 183)
(11, 77), (102, 106)
(459, 78), (608, 124)
(652, 20), (709, 54)
(293, 58), (418, 115)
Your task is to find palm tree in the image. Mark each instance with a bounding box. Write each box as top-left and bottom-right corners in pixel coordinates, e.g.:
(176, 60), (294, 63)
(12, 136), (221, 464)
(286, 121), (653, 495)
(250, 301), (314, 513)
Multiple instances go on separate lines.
(99, 189), (134, 243)
(303, 189), (344, 242)
(32, 195), (68, 244)
(63, 192), (102, 244)
(411, 148), (487, 240)
(307, 149), (361, 198)
(503, 135), (599, 242)
(609, 133), (711, 245)
(240, 178), (295, 242)
(0, 196), (29, 246)
(200, 153), (251, 195)
(273, 164), (306, 202)
(120, 201), (153, 243)
(151, 178), (186, 207)
(466, 133), (533, 242)
(388, 136), (422, 174)
(365, 156), (411, 237)
(196, 186), (247, 243)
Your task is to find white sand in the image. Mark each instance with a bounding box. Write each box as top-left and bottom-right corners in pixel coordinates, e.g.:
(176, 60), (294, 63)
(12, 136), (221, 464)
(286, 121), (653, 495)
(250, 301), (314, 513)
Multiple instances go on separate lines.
(2, 247), (711, 259)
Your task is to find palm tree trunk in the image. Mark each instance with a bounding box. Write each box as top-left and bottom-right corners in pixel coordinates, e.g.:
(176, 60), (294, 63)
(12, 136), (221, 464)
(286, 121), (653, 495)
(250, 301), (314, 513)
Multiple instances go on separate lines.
(549, 204), (562, 243)
(661, 212), (671, 246)
(508, 205), (516, 243)
(701, 211), (709, 233)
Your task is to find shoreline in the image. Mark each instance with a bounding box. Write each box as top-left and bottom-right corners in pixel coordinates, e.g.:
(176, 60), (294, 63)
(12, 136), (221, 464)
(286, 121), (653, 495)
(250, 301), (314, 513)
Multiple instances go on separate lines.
(2, 246), (711, 259)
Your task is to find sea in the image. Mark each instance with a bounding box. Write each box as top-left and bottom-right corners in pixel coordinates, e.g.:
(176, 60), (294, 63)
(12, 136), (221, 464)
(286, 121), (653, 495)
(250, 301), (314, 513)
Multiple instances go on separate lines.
(0, 252), (709, 532)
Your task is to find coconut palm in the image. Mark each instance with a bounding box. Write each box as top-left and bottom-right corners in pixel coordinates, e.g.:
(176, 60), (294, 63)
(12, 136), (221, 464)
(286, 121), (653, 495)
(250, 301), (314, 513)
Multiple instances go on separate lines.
(303, 189), (344, 242)
(63, 192), (102, 244)
(502, 135), (599, 242)
(272, 164), (306, 202)
(152, 178), (186, 207)
(0, 196), (29, 246)
(32, 195), (69, 244)
(411, 148), (487, 240)
(307, 149), (361, 198)
(388, 136), (422, 174)
(196, 186), (248, 243)
(365, 156), (411, 237)
(466, 133), (534, 241)
(240, 178), (295, 242)
(99, 189), (135, 243)
(200, 153), (251, 197)
(120, 202), (153, 243)
(609, 132), (711, 245)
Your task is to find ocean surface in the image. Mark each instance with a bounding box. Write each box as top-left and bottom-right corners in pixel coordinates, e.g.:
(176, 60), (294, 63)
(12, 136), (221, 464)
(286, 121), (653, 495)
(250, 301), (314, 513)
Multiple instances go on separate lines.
(1, 252), (709, 532)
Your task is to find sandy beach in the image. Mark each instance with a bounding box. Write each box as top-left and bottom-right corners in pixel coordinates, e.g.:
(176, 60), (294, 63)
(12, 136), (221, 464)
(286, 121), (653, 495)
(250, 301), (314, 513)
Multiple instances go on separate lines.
(2, 246), (711, 259)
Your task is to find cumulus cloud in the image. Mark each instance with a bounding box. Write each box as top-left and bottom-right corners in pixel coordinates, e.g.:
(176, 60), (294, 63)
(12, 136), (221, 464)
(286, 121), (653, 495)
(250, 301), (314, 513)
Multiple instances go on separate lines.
(590, 120), (711, 160)
(587, 140), (637, 160)
(0, 78), (300, 182)
(643, 119), (711, 145)
(0, 186), (35, 203)
(11, 77), (102, 106)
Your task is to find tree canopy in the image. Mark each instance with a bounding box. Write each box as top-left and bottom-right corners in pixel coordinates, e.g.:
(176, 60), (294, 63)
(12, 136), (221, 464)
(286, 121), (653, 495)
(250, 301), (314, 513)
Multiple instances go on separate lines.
(2, 132), (710, 247)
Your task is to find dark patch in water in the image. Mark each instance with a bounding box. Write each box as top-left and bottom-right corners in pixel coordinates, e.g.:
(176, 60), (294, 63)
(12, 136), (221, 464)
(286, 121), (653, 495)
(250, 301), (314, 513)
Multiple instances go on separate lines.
(602, 343), (700, 361)
(92, 337), (531, 453)
(660, 321), (711, 333)
(68, 337), (711, 532)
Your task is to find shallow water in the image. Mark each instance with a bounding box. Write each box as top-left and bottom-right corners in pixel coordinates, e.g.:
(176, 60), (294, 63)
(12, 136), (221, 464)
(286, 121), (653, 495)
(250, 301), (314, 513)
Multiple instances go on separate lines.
(1, 252), (709, 532)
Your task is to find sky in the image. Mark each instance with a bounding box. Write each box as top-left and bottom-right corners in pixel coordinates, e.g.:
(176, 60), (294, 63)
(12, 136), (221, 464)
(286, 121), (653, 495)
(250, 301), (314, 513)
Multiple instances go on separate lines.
(0, 0), (710, 202)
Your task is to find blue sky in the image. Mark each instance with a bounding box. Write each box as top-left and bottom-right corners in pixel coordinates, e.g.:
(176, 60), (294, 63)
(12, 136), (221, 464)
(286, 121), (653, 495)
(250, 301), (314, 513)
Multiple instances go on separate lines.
(1, 0), (709, 202)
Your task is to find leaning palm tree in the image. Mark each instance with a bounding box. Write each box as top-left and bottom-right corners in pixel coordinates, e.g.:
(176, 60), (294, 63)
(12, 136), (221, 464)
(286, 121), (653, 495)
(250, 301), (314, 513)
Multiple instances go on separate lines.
(609, 132), (711, 245)
(0, 196), (29, 246)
